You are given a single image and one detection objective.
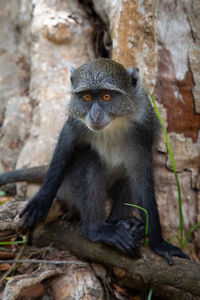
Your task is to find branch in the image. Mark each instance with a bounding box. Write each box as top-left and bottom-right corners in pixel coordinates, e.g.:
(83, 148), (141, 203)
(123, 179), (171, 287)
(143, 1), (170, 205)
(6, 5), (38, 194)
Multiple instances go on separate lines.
(33, 221), (200, 297)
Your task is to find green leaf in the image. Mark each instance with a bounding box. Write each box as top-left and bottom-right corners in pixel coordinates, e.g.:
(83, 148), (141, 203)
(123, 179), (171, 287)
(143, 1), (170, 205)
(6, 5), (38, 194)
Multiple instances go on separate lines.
(0, 240), (27, 246)
(0, 191), (6, 197)
(0, 247), (12, 252)
(147, 286), (153, 300)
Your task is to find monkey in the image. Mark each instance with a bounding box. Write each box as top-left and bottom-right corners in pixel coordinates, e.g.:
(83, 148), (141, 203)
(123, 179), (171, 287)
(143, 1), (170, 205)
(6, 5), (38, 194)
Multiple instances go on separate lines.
(1, 58), (189, 264)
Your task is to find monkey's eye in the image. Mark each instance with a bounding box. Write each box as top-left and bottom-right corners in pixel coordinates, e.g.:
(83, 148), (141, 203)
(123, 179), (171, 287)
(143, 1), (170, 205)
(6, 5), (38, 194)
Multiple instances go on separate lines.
(102, 94), (111, 101)
(83, 94), (92, 101)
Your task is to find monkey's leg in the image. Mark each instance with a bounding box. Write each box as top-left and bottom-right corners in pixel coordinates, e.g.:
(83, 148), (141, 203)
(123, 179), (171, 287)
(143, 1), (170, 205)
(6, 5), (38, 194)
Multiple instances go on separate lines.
(107, 178), (133, 222)
(107, 178), (145, 256)
(129, 159), (189, 265)
(64, 148), (141, 256)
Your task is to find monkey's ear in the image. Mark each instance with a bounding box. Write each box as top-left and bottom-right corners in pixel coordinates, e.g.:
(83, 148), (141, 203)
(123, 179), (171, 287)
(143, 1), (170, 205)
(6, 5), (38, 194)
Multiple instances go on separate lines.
(127, 67), (139, 87)
(70, 66), (76, 74)
(70, 66), (76, 85)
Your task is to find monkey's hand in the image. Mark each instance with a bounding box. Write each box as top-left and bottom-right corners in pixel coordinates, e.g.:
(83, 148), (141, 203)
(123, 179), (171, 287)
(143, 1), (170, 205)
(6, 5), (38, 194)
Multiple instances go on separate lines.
(19, 194), (52, 234)
(87, 219), (144, 257)
(151, 240), (190, 265)
(122, 216), (145, 242)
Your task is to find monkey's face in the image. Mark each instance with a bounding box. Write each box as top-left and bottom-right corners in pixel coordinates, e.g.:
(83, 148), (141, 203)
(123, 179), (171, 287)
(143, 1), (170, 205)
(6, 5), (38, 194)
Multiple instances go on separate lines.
(69, 59), (141, 132)
(70, 89), (122, 132)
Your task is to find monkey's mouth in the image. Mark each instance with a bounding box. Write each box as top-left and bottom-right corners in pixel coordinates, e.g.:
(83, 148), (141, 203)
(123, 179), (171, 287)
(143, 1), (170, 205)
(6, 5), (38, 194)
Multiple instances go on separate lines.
(90, 122), (110, 132)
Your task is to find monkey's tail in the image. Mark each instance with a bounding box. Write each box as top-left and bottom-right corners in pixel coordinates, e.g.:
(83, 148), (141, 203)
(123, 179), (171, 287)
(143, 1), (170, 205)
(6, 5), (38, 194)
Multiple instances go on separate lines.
(0, 166), (48, 186)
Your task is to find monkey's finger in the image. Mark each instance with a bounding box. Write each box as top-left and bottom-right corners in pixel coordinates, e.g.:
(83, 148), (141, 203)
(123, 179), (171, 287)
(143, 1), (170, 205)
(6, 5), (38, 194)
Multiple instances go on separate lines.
(174, 251), (190, 259)
(124, 242), (141, 257)
(164, 244), (190, 260)
(19, 212), (31, 234)
(99, 230), (134, 255)
(115, 237), (133, 254)
(19, 206), (27, 218)
(19, 203), (32, 218)
(114, 240), (130, 255)
(116, 233), (141, 256)
(121, 234), (141, 256)
(127, 217), (144, 231)
(100, 236), (127, 255)
(163, 252), (174, 266)
(28, 210), (39, 231)
(115, 238), (138, 256)
(154, 247), (174, 265)
(160, 241), (190, 260)
(130, 243), (141, 257)
(136, 226), (146, 240)
(118, 227), (142, 255)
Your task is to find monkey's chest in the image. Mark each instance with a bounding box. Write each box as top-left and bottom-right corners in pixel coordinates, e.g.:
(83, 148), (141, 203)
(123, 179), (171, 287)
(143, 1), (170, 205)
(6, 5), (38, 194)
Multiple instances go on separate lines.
(91, 133), (125, 170)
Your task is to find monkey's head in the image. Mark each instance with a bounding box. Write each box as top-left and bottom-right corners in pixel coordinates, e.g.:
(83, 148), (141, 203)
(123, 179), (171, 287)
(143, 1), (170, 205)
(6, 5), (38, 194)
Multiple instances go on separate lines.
(69, 58), (141, 132)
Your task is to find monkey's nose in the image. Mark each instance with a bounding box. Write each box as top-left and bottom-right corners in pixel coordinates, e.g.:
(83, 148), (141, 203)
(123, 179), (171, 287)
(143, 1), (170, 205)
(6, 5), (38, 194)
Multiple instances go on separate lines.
(90, 102), (104, 123)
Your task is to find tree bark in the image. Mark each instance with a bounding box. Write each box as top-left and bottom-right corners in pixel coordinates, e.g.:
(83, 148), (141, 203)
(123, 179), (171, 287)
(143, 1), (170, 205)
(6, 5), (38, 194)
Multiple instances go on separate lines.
(33, 221), (200, 297)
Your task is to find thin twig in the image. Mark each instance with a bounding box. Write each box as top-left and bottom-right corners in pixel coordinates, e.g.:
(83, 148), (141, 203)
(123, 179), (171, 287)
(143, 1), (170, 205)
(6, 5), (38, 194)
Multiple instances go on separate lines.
(0, 259), (87, 265)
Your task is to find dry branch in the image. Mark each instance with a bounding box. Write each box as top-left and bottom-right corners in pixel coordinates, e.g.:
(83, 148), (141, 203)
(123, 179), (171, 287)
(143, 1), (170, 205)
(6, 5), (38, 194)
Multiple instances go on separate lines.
(32, 221), (200, 297)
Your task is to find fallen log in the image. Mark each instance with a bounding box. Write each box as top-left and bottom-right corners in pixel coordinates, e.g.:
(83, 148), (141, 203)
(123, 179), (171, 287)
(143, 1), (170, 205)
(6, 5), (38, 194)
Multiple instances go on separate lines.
(33, 221), (200, 297)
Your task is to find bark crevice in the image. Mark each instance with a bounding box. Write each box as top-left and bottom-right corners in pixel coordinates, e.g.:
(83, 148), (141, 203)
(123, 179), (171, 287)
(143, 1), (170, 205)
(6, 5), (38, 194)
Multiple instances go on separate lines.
(78, 0), (112, 58)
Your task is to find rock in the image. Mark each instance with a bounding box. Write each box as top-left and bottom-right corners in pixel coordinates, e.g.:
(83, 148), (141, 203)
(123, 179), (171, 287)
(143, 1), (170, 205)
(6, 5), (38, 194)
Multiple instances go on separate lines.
(18, 283), (45, 299)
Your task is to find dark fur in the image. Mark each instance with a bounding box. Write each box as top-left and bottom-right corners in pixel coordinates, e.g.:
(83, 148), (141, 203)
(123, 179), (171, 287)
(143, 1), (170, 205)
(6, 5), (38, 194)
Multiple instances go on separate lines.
(19, 58), (189, 264)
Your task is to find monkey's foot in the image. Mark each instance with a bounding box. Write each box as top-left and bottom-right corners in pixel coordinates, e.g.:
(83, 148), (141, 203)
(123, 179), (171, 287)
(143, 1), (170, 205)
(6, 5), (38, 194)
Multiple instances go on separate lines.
(151, 240), (190, 265)
(19, 196), (51, 234)
(87, 221), (141, 257)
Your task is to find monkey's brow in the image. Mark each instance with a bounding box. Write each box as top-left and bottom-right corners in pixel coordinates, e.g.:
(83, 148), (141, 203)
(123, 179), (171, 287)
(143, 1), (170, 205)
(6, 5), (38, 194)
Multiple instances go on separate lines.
(73, 86), (127, 95)
(74, 89), (120, 96)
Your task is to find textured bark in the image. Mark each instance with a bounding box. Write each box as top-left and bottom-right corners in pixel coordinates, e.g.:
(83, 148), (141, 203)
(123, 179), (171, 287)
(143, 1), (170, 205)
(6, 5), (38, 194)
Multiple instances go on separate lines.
(0, 0), (200, 298)
(33, 221), (200, 297)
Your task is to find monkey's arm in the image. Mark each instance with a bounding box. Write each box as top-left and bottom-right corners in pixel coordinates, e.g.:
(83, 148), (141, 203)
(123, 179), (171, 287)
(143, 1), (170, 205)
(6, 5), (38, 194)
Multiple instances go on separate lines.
(19, 120), (77, 233)
(0, 166), (47, 186)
